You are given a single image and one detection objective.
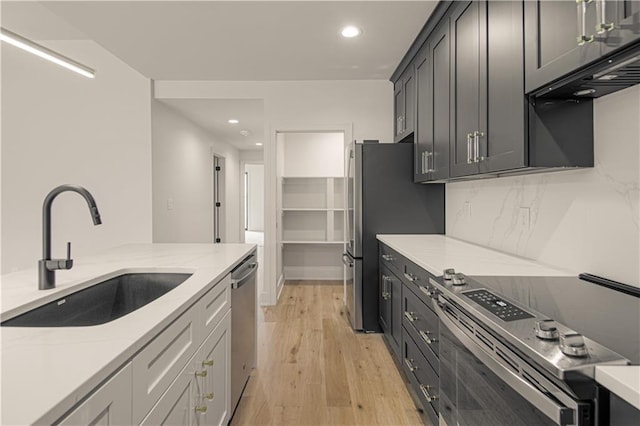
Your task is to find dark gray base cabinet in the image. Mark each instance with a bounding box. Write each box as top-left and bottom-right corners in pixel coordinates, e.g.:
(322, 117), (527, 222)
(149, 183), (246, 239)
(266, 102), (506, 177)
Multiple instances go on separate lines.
(379, 243), (441, 425)
(379, 263), (402, 358)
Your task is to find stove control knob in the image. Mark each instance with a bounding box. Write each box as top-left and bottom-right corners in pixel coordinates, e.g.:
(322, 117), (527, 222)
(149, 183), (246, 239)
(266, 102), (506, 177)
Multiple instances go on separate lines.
(451, 273), (466, 286)
(534, 320), (559, 340)
(443, 269), (456, 281)
(560, 333), (588, 357)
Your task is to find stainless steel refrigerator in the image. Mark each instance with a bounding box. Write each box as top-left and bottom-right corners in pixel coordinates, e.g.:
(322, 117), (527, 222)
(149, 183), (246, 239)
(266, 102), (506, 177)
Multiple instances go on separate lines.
(344, 141), (444, 332)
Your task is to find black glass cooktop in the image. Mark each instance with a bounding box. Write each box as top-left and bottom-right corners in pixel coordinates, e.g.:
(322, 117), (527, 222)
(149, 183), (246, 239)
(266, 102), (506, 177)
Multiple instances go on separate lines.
(467, 275), (640, 364)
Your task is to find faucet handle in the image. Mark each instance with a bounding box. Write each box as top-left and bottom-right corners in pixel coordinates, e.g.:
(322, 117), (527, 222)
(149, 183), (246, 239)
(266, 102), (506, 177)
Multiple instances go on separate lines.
(47, 242), (73, 270)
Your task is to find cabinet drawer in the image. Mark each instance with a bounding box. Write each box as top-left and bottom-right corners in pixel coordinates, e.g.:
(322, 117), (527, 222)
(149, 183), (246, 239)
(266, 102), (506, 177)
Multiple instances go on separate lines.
(402, 259), (437, 304)
(402, 330), (439, 422)
(402, 285), (439, 370)
(379, 244), (402, 274)
(58, 363), (133, 426)
(201, 274), (231, 338)
(132, 305), (202, 423)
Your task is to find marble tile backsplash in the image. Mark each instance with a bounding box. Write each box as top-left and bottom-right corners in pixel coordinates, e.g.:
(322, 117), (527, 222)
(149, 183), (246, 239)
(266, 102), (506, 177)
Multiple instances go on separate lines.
(446, 85), (640, 287)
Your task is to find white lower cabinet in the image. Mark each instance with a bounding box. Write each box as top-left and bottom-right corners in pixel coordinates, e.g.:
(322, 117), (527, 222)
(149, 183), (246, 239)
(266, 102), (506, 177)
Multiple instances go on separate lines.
(58, 363), (132, 426)
(53, 272), (235, 426)
(141, 311), (231, 426)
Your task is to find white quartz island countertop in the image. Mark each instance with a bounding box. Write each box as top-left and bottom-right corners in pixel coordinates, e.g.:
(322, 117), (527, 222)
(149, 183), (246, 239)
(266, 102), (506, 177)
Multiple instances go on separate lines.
(0, 243), (255, 425)
(376, 234), (640, 411)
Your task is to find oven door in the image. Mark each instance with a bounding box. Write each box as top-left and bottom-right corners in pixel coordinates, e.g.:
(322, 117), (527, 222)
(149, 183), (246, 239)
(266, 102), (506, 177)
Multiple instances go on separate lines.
(436, 298), (589, 426)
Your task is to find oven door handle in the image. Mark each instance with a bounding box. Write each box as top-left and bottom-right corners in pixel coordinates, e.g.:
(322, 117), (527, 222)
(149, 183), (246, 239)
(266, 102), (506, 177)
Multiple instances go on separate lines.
(436, 300), (577, 426)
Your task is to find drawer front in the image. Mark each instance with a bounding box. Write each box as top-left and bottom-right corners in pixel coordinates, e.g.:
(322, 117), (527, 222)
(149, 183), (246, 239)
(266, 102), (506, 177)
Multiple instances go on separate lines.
(402, 286), (439, 369)
(201, 274), (231, 338)
(402, 259), (438, 307)
(133, 306), (202, 423)
(402, 330), (440, 418)
(379, 244), (402, 274)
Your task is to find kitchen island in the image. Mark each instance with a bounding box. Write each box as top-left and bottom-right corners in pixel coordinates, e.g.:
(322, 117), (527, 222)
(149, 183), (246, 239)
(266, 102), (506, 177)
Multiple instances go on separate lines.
(1, 243), (255, 425)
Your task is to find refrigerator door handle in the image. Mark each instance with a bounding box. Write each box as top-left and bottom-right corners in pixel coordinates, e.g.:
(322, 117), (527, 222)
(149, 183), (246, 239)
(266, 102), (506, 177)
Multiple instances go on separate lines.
(342, 253), (354, 267)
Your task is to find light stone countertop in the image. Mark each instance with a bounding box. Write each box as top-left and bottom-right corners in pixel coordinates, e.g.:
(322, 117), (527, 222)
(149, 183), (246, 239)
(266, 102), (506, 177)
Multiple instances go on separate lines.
(0, 243), (255, 426)
(376, 234), (640, 413)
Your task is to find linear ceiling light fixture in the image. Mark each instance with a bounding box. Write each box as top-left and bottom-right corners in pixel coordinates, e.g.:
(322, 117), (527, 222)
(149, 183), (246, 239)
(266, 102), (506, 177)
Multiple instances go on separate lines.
(0, 27), (96, 78)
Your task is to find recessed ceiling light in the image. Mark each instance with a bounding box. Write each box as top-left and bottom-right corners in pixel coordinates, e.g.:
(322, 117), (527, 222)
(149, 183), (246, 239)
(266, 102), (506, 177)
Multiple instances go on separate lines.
(256, 143), (263, 146)
(228, 119), (239, 124)
(341, 26), (361, 38)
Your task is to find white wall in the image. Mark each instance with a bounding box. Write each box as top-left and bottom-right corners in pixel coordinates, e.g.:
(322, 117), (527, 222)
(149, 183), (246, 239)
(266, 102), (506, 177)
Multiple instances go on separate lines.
(240, 150), (264, 163)
(282, 132), (344, 177)
(446, 85), (640, 287)
(1, 40), (152, 273)
(151, 100), (241, 244)
(246, 164), (264, 232)
(155, 79), (392, 304)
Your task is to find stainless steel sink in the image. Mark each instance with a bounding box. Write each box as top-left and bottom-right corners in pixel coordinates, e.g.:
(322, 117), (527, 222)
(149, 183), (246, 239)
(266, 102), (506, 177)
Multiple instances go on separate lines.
(1, 273), (192, 327)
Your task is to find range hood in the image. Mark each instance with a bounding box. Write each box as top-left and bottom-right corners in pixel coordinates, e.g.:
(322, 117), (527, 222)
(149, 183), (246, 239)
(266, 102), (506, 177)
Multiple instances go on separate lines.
(533, 44), (640, 99)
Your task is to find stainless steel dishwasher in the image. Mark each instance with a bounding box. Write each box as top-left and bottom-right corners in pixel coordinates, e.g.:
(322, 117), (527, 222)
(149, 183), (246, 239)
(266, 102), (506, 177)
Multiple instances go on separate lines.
(230, 252), (258, 415)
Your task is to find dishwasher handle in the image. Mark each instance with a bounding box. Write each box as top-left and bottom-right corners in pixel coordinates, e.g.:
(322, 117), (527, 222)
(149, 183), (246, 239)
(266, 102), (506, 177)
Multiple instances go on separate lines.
(231, 262), (258, 289)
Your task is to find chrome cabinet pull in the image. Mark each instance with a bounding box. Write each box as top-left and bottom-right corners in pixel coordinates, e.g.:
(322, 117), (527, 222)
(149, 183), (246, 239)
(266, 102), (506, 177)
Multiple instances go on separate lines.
(425, 152), (434, 173)
(577, 0), (595, 45)
(404, 358), (418, 372)
(420, 330), (439, 344)
(466, 133), (473, 164)
(382, 254), (394, 262)
(474, 131), (484, 162)
(381, 275), (391, 300)
(420, 384), (439, 402)
(404, 311), (418, 322)
(595, 0), (614, 33)
(403, 272), (418, 282)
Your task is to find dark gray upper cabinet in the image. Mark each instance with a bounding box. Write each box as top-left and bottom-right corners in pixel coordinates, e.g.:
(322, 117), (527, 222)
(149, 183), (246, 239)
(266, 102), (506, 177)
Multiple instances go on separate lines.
(415, 19), (451, 183)
(601, 0), (640, 54)
(394, 66), (415, 143)
(450, 0), (526, 178)
(525, 0), (640, 94)
(449, 1), (482, 178)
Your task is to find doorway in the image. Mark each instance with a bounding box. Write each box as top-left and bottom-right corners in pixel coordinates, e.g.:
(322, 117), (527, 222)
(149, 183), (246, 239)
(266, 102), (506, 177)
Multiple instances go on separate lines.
(244, 163), (264, 246)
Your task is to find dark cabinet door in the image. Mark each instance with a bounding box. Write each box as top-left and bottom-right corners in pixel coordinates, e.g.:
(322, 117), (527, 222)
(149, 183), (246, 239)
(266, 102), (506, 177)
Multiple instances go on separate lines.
(431, 19), (452, 181)
(602, 0), (640, 54)
(525, 0), (601, 93)
(415, 19), (451, 183)
(390, 272), (402, 355)
(414, 47), (430, 182)
(394, 67), (416, 143)
(449, 0), (481, 178)
(379, 268), (391, 335)
(480, 0), (526, 173)
(394, 81), (404, 141)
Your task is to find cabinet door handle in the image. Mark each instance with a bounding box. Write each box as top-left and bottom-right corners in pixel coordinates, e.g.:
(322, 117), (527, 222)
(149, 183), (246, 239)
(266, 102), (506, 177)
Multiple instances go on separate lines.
(419, 330), (439, 344)
(466, 133), (474, 164)
(195, 370), (207, 377)
(202, 359), (214, 367)
(404, 311), (418, 322)
(425, 152), (434, 173)
(474, 131), (484, 162)
(419, 384), (439, 402)
(381, 275), (390, 300)
(595, 0), (614, 33)
(382, 254), (394, 262)
(204, 392), (214, 401)
(404, 358), (418, 372)
(195, 405), (208, 414)
(403, 272), (418, 282)
(577, 0), (595, 45)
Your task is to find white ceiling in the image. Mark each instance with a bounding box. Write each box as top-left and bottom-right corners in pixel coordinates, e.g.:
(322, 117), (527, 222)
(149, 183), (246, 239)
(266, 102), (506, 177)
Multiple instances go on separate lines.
(1, 1), (437, 149)
(159, 99), (265, 150)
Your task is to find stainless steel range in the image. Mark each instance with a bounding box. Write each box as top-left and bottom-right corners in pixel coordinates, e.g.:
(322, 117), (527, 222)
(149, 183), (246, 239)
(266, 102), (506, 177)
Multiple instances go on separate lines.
(426, 270), (640, 426)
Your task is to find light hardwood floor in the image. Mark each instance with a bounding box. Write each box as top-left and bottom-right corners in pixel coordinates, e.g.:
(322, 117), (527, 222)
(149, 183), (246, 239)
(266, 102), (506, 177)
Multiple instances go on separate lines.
(231, 281), (426, 426)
